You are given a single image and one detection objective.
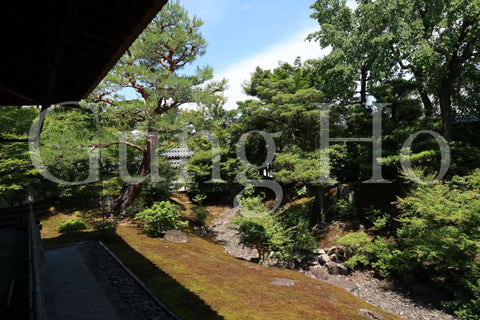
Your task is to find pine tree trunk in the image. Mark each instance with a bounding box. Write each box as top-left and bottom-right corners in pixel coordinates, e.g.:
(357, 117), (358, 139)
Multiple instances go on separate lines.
(309, 184), (326, 227)
(110, 183), (144, 215)
(110, 132), (157, 216)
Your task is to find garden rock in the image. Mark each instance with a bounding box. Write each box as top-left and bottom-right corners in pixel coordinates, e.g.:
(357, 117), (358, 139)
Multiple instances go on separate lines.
(330, 254), (339, 262)
(318, 253), (331, 265)
(270, 278), (295, 286)
(308, 265), (330, 280)
(337, 264), (349, 275)
(326, 261), (339, 275)
(327, 247), (337, 256)
(313, 248), (326, 255)
(164, 230), (190, 243)
(357, 308), (385, 320)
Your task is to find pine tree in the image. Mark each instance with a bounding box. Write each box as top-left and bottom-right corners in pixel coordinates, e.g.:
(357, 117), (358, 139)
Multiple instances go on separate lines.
(89, 2), (226, 215)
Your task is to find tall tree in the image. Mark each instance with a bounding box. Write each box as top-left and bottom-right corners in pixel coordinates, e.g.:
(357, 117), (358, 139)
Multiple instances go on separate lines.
(239, 59), (334, 226)
(309, 0), (480, 140)
(307, 0), (394, 106)
(89, 2), (226, 215)
(385, 0), (480, 140)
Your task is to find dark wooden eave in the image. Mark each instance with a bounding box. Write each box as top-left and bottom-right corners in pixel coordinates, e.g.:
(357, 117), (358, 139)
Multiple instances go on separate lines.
(0, 0), (168, 106)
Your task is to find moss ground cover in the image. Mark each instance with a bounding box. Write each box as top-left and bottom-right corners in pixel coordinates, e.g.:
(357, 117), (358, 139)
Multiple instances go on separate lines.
(40, 209), (399, 320)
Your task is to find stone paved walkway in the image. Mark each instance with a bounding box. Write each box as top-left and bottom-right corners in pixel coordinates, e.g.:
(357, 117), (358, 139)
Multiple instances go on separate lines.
(45, 243), (121, 320)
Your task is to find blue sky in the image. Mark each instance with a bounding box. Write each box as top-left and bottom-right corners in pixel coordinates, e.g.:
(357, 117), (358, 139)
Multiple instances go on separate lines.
(178, 0), (331, 109)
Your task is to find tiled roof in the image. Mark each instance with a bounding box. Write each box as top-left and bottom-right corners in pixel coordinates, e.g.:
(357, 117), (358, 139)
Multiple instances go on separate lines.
(170, 159), (185, 169)
(160, 148), (194, 159)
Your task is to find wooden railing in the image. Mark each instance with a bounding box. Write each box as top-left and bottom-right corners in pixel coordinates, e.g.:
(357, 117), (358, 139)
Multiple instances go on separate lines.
(0, 201), (49, 229)
(28, 205), (54, 320)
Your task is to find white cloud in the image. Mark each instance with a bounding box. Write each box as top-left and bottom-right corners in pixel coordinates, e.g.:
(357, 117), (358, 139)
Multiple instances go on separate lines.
(215, 27), (330, 109)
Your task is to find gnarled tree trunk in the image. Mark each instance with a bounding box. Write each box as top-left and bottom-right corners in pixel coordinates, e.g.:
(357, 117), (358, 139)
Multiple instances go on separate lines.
(110, 132), (158, 216)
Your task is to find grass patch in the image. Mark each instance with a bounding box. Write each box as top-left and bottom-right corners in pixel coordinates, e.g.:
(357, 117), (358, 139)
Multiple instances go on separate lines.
(41, 210), (400, 320)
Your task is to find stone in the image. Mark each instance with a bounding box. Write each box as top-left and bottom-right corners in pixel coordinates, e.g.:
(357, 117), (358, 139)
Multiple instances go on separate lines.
(326, 261), (339, 275)
(164, 230), (190, 243)
(292, 252), (303, 263)
(313, 248), (326, 255)
(336, 246), (345, 257)
(270, 278), (295, 286)
(308, 265), (330, 280)
(198, 226), (207, 236)
(318, 253), (331, 265)
(330, 254), (339, 262)
(357, 309), (385, 320)
(327, 247), (337, 256)
(337, 264), (349, 275)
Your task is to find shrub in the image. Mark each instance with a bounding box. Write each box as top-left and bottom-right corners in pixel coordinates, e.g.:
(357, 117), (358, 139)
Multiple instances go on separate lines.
(92, 221), (118, 238)
(395, 171), (480, 318)
(135, 201), (187, 237)
(192, 205), (209, 226)
(232, 193), (288, 263)
(233, 194), (317, 263)
(192, 194), (207, 205)
(330, 198), (356, 220)
(126, 198), (148, 216)
(336, 231), (371, 258)
(58, 219), (87, 234)
(344, 170), (480, 319)
(276, 203), (317, 262)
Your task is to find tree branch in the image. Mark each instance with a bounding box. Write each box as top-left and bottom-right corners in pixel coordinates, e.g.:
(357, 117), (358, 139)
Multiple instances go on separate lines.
(89, 141), (145, 153)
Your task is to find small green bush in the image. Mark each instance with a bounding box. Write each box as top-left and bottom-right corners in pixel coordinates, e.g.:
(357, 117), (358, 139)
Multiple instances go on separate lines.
(192, 194), (207, 205)
(233, 194), (317, 264)
(126, 198), (148, 216)
(58, 219), (87, 234)
(93, 221), (118, 238)
(135, 201), (187, 237)
(232, 193), (288, 263)
(330, 198), (356, 220)
(336, 231), (371, 258)
(192, 205), (209, 226)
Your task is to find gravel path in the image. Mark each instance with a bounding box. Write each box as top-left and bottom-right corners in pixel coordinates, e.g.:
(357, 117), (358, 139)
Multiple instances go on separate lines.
(206, 208), (458, 320)
(80, 241), (179, 320)
(46, 242), (178, 320)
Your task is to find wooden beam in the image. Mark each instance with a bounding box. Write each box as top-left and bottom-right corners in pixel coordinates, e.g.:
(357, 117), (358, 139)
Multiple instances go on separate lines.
(44, 2), (77, 103)
(0, 86), (35, 103)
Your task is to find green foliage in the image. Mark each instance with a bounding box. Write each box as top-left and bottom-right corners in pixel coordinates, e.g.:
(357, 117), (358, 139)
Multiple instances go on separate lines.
(329, 198), (356, 220)
(0, 106), (41, 206)
(308, 0), (480, 139)
(92, 221), (118, 238)
(57, 219), (87, 234)
(233, 214), (285, 263)
(344, 170), (480, 318)
(276, 203), (318, 261)
(39, 107), (99, 183)
(372, 214), (389, 230)
(336, 232), (371, 257)
(87, 1), (226, 214)
(365, 207), (390, 230)
(135, 201), (187, 237)
(395, 174), (480, 277)
(192, 205), (209, 226)
(192, 193), (207, 205)
(233, 194), (317, 263)
(126, 198), (148, 216)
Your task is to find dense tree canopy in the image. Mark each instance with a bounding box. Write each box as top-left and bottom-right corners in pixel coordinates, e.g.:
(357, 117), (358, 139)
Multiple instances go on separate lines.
(308, 0), (480, 140)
